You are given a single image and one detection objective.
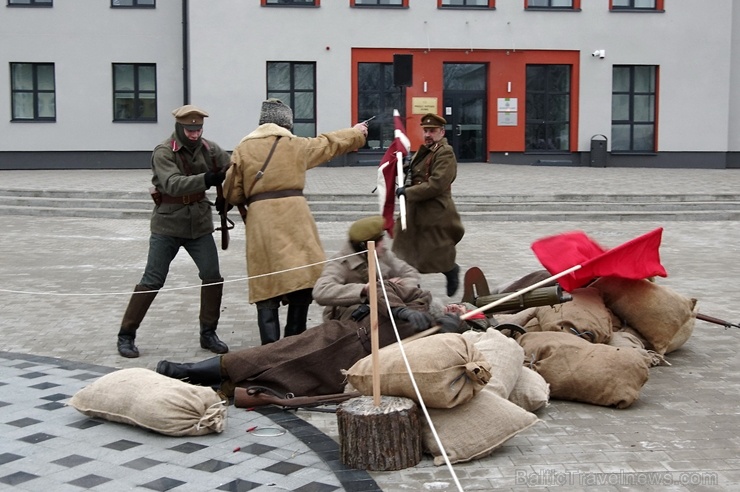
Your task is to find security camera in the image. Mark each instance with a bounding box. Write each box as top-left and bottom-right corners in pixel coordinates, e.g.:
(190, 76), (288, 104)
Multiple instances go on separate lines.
(592, 50), (600, 57)
(592, 50), (606, 59)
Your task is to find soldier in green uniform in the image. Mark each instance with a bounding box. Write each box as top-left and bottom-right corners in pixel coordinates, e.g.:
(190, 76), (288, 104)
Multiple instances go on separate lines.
(115, 105), (230, 358)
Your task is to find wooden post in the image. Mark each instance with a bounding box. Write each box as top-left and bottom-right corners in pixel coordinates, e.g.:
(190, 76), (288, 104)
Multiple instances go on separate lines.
(337, 395), (422, 471)
(367, 240), (380, 406)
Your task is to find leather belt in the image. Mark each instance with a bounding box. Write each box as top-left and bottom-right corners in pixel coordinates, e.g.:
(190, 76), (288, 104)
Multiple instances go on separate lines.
(160, 191), (206, 205)
(247, 189), (303, 206)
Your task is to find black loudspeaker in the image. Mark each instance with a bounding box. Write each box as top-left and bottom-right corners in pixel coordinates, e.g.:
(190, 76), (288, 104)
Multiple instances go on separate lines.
(393, 54), (413, 87)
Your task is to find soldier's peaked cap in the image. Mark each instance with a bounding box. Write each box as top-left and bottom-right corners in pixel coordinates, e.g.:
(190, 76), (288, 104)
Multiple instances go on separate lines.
(420, 113), (446, 128)
(172, 105), (209, 129)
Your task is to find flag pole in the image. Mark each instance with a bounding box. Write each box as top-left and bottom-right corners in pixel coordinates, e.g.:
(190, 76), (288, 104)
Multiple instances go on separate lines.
(396, 151), (407, 231)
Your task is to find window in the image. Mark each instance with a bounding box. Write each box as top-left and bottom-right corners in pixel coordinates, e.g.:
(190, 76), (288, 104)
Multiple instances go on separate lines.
(7, 0), (52, 5)
(352, 0), (406, 7)
(357, 63), (404, 150)
(262, 0), (318, 5)
(526, 0), (580, 9)
(112, 63), (157, 121)
(611, 65), (657, 152)
(111, 0), (155, 8)
(11, 63), (55, 121)
(267, 62), (316, 137)
(440, 0), (494, 8)
(525, 64), (571, 152)
(611, 0), (663, 10)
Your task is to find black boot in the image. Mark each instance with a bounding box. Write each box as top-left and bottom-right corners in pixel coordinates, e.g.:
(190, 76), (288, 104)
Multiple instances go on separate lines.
(199, 279), (228, 354)
(444, 264), (461, 297)
(284, 304), (310, 337)
(117, 284), (158, 358)
(156, 356), (223, 387)
(257, 308), (281, 345)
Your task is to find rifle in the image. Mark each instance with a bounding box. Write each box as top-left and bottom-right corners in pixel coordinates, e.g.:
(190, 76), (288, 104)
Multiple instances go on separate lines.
(696, 312), (740, 330)
(234, 385), (361, 410)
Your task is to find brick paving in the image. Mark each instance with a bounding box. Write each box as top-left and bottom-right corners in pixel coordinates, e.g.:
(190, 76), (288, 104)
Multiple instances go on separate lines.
(0, 164), (739, 491)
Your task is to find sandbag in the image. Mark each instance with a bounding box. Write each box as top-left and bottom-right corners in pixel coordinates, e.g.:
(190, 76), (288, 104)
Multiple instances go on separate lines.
(422, 388), (539, 466)
(462, 328), (524, 399)
(68, 368), (227, 436)
(518, 332), (650, 408)
(592, 276), (697, 355)
(508, 366), (550, 412)
(665, 301), (698, 354)
(344, 333), (491, 409)
(534, 287), (613, 344)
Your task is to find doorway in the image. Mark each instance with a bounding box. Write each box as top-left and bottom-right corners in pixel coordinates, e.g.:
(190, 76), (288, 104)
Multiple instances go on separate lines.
(442, 63), (487, 162)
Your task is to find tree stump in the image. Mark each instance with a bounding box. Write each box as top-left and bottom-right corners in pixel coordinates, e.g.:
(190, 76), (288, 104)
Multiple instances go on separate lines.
(336, 395), (422, 471)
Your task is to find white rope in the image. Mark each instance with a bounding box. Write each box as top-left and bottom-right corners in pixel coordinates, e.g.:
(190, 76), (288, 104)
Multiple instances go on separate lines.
(0, 251), (365, 297)
(374, 250), (464, 492)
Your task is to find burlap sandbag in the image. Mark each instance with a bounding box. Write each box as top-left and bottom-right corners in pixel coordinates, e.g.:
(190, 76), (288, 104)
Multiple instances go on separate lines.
(422, 387), (539, 466)
(665, 300), (698, 354)
(344, 333), (491, 409)
(609, 331), (667, 367)
(68, 368), (227, 436)
(508, 366), (550, 412)
(462, 328), (524, 399)
(534, 287), (613, 344)
(518, 332), (650, 408)
(592, 276), (697, 355)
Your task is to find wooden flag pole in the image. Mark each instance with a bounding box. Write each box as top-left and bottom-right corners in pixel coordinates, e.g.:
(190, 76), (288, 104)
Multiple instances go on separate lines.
(396, 152), (407, 231)
(367, 241), (381, 407)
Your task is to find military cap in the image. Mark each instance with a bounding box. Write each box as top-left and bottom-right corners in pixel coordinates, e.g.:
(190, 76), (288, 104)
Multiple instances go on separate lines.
(349, 216), (385, 243)
(172, 105), (209, 129)
(420, 113), (446, 128)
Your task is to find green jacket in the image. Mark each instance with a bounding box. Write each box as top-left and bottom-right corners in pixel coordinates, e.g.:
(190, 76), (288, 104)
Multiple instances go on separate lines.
(150, 132), (230, 239)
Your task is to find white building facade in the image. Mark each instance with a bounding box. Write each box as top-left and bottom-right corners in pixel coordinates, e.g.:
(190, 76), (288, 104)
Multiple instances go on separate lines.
(1, 0), (738, 169)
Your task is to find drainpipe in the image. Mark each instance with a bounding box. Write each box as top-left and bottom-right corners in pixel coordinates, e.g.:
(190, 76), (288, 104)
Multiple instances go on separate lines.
(182, 0), (190, 104)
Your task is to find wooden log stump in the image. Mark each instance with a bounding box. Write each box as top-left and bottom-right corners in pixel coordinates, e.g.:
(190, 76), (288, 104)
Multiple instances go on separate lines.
(337, 395), (422, 471)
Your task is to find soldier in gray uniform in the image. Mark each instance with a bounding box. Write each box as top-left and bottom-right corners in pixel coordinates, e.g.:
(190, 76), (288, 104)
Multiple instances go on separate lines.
(115, 105), (230, 358)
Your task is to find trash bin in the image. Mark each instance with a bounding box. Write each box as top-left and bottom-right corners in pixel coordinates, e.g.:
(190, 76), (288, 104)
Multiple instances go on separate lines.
(590, 134), (608, 167)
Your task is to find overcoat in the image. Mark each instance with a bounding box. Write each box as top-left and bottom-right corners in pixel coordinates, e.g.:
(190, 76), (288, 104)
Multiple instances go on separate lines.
(221, 281), (432, 397)
(312, 241), (421, 321)
(391, 138), (465, 273)
(150, 133), (230, 239)
(224, 123), (365, 303)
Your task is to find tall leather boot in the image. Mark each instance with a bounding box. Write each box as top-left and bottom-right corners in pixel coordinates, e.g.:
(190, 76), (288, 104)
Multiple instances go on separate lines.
(443, 264), (461, 297)
(200, 278), (228, 354)
(156, 356), (224, 387)
(284, 304), (310, 337)
(257, 308), (281, 345)
(117, 284), (158, 358)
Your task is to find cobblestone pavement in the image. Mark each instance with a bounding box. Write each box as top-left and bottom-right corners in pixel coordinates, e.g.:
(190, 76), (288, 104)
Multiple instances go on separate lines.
(1, 164), (739, 491)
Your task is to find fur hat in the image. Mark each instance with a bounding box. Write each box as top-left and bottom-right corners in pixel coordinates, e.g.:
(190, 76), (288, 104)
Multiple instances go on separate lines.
(349, 216), (385, 243)
(259, 98), (293, 130)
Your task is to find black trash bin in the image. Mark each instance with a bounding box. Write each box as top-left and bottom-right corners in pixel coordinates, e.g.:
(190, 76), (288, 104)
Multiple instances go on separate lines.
(590, 134), (608, 167)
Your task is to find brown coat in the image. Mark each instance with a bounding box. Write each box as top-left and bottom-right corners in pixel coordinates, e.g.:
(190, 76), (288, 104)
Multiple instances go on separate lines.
(392, 138), (465, 273)
(221, 281), (433, 397)
(224, 123), (365, 303)
(312, 241), (421, 321)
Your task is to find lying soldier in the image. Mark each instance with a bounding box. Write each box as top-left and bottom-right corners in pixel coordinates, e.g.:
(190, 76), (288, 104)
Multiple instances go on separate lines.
(156, 281), (477, 399)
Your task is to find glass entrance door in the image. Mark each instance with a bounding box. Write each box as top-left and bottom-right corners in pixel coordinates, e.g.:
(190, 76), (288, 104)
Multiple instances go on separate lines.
(442, 63), (487, 162)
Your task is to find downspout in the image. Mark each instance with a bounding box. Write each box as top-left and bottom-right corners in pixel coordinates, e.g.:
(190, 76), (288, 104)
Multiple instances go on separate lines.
(182, 0), (190, 104)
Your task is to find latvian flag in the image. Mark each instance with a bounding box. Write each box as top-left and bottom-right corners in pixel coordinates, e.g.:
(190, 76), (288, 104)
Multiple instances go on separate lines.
(376, 109), (411, 236)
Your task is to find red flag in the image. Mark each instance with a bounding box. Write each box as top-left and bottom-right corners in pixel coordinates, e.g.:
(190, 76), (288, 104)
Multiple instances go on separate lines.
(377, 110), (410, 236)
(530, 227), (667, 292)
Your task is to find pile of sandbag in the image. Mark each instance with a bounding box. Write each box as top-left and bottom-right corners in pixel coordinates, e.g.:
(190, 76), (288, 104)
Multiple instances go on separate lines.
(344, 331), (546, 465)
(513, 276), (697, 408)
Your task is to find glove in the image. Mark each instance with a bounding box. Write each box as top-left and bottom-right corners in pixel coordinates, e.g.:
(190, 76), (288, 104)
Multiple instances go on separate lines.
(215, 197), (233, 214)
(392, 307), (433, 332)
(395, 186), (406, 198)
(435, 313), (465, 334)
(204, 170), (226, 188)
(350, 304), (371, 322)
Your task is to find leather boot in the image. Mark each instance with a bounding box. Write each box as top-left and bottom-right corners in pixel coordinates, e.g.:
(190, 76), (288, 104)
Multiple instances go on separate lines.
(156, 356), (224, 387)
(257, 308), (281, 345)
(199, 278), (228, 354)
(117, 284), (158, 358)
(284, 304), (310, 337)
(444, 264), (461, 297)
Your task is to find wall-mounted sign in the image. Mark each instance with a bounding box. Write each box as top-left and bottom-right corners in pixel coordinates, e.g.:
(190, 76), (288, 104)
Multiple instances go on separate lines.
(497, 97), (518, 112)
(412, 97), (437, 114)
(498, 111), (517, 126)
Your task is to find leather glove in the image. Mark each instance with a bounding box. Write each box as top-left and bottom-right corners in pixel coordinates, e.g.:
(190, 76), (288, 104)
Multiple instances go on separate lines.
(204, 170), (226, 188)
(435, 313), (465, 334)
(392, 307), (433, 332)
(395, 186), (406, 198)
(215, 197), (233, 214)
